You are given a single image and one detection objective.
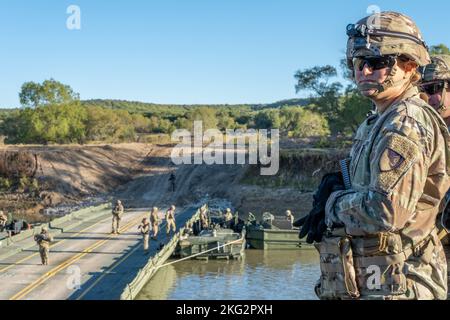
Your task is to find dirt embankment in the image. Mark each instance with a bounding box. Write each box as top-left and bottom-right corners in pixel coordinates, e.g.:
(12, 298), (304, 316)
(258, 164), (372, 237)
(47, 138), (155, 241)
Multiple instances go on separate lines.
(115, 145), (349, 221)
(0, 142), (348, 223)
(0, 143), (154, 222)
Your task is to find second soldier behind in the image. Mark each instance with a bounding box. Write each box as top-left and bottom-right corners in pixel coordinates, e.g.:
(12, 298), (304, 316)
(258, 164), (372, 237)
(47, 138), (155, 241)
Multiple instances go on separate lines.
(420, 54), (450, 240)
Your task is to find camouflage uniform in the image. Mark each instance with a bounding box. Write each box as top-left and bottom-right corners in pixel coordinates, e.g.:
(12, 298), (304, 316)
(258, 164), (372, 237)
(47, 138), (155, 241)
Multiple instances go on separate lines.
(34, 227), (53, 265)
(150, 207), (160, 239)
(0, 211), (7, 232)
(224, 208), (233, 222)
(166, 205), (176, 235)
(138, 218), (150, 251)
(112, 200), (124, 234)
(318, 12), (450, 300)
(421, 55), (450, 113)
(421, 55), (450, 242)
(200, 208), (209, 229)
(286, 210), (294, 225)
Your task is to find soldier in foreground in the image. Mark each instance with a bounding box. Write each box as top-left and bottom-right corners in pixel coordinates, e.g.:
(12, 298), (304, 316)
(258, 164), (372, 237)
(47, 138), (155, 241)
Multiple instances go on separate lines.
(150, 207), (160, 240)
(34, 227), (53, 265)
(298, 12), (450, 300)
(420, 55), (450, 240)
(111, 200), (124, 234)
(166, 205), (176, 235)
(138, 217), (150, 253)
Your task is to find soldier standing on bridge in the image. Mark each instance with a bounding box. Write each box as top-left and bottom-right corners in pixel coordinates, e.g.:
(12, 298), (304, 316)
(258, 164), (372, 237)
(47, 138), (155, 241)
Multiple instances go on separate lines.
(166, 205), (176, 235)
(200, 207), (209, 230)
(138, 217), (151, 253)
(34, 227), (53, 265)
(111, 200), (124, 234)
(0, 210), (7, 232)
(223, 208), (233, 228)
(285, 210), (294, 225)
(150, 207), (160, 240)
(169, 173), (176, 192)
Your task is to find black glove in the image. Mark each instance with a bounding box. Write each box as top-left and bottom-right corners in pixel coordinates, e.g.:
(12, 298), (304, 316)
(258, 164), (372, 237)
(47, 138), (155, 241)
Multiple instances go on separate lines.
(294, 172), (345, 243)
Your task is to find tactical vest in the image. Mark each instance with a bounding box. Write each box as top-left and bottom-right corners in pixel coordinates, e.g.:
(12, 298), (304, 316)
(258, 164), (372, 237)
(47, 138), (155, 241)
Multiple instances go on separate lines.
(36, 234), (53, 248)
(316, 96), (450, 300)
(113, 205), (124, 217)
(150, 213), (159, 224)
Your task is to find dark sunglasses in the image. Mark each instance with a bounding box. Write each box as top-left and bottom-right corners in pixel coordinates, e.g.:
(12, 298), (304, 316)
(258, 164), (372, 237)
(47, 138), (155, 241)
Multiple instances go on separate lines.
(420, 81), (447, 95)
(352, 56), (396, 72)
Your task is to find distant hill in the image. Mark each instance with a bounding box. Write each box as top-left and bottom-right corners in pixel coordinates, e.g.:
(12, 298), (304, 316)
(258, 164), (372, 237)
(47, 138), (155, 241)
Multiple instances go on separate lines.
(0, 108), (19, 112)
(80, 98), (311, 114)
(0, 98), (311, 117)
(257, 98), (310, 109)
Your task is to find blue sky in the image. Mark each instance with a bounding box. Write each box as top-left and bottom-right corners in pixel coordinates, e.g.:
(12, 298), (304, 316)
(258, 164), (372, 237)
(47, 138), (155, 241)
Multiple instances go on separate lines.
(1, 0), (449, 107)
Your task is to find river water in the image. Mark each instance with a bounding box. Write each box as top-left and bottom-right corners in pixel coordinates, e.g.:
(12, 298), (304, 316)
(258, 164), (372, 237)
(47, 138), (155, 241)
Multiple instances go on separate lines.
(136, 249), (320, 300)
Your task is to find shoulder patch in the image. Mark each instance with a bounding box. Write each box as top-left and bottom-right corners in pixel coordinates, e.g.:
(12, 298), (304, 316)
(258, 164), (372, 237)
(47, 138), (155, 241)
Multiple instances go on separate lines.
(373, 133), (420, 194)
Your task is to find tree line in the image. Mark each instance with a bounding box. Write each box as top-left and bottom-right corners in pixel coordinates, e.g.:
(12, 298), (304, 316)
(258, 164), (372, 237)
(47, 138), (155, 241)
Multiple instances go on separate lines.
(0, 80), (329, 144)
(1, 44), (447, 145)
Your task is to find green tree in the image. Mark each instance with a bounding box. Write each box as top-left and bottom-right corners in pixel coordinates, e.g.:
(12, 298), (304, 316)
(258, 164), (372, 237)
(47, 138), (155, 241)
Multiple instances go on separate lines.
(19, 79), (80, 108)
(294, 66), (343, 124)
(279, 106), (330, 138)
(254, 109), (281, 129)
(0, 103), (87, 144)
(216, 110), (236, 131)
(186, 107), (219, 130)
(84, 106), (135, 142)
(430, 44), (450, 55)
(294, 63), (371, 135)
(131, 113), (151, 133)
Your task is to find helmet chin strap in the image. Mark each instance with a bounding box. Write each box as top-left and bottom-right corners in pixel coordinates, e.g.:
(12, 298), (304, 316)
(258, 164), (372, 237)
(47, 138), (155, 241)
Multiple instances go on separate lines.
(437, 82), (448, 114)
(356, 63), (411, 97)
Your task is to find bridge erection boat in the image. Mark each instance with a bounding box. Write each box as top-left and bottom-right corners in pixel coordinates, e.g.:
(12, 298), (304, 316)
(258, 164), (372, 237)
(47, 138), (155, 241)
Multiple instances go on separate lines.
(245, 212), (314, 250)
(172, 208), (246, 260)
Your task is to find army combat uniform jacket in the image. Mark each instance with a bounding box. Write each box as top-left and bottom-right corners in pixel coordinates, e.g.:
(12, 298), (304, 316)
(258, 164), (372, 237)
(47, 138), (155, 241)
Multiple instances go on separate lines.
(112, 204), (124, 218)
(324, 87), (450, 300)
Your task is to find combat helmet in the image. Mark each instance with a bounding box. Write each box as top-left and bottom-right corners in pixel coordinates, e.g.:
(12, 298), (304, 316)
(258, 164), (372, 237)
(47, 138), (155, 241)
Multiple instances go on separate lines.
(346, 11), (430, 94)
(422, 55), (450, 82)
(420, 55), (450, 111)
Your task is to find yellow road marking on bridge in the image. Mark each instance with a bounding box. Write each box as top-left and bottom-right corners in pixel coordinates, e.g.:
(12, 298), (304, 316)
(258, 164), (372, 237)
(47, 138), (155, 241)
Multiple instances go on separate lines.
(0, 213), (112, 273)
(9, 215), (146, 300)
(75, 221), (168, 300)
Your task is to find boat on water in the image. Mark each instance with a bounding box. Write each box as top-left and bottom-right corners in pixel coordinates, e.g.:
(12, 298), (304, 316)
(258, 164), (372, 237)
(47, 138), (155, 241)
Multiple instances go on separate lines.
(245, 212), (315, 250)
(173, 208), (246, 260)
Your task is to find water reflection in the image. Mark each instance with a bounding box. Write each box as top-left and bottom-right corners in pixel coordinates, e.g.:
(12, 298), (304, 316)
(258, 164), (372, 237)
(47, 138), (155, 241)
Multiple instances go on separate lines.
(136, 250), (320, 300)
